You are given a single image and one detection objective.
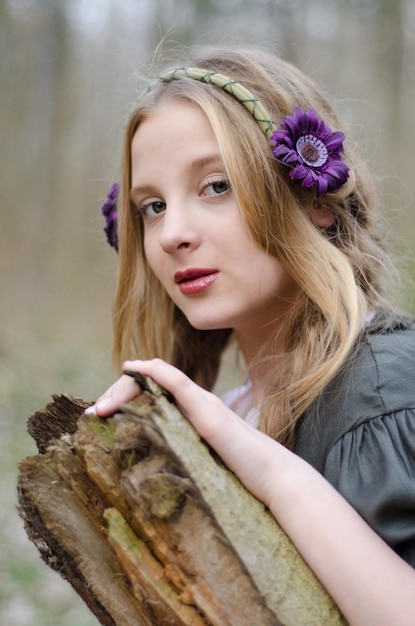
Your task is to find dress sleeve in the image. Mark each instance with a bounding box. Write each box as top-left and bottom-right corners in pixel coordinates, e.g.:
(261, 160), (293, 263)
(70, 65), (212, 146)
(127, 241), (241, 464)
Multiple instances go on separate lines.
(323, 409), (415, 567)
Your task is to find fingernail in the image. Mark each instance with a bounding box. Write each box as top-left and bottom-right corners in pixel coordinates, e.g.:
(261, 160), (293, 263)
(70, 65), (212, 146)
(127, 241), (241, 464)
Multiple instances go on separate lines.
(84, 405), (96, 415)
(96, 397), (112, 410)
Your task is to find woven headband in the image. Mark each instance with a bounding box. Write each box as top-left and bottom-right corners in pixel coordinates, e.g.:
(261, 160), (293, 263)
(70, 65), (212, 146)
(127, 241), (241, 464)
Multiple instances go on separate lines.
(157, 67), (277, 139)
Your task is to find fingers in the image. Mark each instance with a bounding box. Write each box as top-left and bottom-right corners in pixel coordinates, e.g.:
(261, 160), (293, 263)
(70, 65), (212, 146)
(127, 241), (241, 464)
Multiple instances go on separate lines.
(123, 358), (196, 406)
(86, 358), (192, 418)
(88, 358), (244, 455)
(122, 359), (227, 438)
(86, 373), (141, 417)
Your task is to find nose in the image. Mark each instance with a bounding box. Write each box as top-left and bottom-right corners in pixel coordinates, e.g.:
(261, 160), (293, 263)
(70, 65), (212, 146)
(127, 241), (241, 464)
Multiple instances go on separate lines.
(158, 202), (201, 254)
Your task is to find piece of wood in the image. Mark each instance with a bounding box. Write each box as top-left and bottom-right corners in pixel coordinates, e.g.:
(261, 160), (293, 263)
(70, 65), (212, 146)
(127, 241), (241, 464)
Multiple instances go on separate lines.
(17, 376), (347, 625)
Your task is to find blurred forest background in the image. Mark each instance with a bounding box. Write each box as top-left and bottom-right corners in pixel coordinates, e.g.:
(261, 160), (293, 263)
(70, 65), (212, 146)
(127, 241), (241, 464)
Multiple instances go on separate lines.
(1, 0), (414, 624)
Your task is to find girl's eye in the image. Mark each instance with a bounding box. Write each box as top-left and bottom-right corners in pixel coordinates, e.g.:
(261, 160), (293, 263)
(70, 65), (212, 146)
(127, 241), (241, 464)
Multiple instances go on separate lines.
(202, 177), (230, 197)
(138, 200), (166, 219)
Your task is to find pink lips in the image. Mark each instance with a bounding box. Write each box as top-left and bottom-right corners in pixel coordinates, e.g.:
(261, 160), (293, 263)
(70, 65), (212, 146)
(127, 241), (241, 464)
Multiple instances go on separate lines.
(174, 268), (219, 295)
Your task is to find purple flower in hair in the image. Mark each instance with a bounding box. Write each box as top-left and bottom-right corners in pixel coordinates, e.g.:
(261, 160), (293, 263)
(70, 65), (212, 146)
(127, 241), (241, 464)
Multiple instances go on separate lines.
(101, 182), (119, 251)
(270, 107), (349, 196)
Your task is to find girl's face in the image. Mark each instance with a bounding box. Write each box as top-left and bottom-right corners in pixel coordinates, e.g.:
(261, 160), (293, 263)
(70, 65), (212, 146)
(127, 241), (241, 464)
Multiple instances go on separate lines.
(130, 100), (300, 356)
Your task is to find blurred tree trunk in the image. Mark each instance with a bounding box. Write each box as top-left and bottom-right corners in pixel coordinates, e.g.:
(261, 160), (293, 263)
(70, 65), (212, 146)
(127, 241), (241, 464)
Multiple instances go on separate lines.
(18, 375), (346, 626)
(376, 0), (404, 164)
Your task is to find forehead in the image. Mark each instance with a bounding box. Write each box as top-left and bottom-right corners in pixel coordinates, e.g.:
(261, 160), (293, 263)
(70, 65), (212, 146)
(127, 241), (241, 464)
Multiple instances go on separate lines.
(130, 100), (223, 172)
(133, 98), (214, 139)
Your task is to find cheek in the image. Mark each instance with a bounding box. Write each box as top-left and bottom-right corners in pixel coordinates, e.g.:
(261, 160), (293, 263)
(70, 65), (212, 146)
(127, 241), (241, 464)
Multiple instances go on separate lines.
(143, 231), (169, 289)
(259, 256), (299, 298)
(143, 232), (159, 276)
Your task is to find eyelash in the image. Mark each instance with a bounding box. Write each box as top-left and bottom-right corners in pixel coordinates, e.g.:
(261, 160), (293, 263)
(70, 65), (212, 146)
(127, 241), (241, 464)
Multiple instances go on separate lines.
(134, 200), (166, 220)
(201, 176), (230, 197)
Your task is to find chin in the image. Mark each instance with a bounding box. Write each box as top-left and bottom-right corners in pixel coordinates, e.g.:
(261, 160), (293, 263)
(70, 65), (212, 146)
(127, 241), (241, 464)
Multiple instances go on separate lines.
(186, 317), (229, 332)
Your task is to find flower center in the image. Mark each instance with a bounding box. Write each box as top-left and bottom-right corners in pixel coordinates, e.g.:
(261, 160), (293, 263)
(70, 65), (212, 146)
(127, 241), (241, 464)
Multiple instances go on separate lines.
(296, 134), (328, 167)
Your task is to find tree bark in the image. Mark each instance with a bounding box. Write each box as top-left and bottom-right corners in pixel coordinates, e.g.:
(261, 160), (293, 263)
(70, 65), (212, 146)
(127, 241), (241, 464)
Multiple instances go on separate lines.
(18, 374), (347, 626)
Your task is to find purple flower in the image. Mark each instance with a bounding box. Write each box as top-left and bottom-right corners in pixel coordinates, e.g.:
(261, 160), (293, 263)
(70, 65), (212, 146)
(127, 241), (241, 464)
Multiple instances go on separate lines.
(270, 107), (349, 196)
(101, 182), (119, 251)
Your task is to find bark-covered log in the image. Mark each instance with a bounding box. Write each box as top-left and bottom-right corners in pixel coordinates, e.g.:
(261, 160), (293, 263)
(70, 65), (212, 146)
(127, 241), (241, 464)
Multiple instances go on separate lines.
(17, 375), (347, 626)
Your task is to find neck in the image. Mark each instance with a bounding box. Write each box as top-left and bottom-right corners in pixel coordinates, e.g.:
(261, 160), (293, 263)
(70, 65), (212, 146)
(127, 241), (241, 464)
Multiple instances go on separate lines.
(233, 295), (302, 399)
(235, 324), (285, 404)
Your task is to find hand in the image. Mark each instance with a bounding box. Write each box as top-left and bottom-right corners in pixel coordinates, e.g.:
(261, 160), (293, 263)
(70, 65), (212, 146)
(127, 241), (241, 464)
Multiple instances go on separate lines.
(88, 359), (280, 505)
(99, 358), (283, 507)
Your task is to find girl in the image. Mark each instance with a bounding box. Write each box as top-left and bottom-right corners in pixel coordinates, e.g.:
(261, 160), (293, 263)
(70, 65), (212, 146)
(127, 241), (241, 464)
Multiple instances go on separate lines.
(91, 48), (415, 624)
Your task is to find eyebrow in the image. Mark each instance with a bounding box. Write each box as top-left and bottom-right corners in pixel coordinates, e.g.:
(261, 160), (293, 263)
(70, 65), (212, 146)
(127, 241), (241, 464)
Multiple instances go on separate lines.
(130, 153), (225, 201)
(186, 154), (224, 173)
(130, 184), (157, 202)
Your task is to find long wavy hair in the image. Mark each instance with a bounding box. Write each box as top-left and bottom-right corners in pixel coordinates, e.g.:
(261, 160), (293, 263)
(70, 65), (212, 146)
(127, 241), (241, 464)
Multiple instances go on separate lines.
(112, 47), (391, 448)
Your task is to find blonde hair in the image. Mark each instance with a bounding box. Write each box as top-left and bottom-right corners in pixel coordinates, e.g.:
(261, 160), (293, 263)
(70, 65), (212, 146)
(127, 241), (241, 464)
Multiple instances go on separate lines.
(113, 47), (391, 448)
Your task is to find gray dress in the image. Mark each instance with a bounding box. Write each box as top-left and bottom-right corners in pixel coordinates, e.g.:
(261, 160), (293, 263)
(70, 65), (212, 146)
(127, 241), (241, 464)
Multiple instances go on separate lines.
(295, 314), (415, 567)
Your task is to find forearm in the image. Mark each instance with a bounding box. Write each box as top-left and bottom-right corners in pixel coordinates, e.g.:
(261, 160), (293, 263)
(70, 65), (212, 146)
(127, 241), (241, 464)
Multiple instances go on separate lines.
(198, 415), (414, 624)
(252, 440), (415, 626)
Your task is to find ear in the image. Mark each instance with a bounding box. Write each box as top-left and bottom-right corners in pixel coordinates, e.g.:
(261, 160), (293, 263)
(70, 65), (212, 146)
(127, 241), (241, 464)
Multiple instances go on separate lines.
(309, 204), (335, 229)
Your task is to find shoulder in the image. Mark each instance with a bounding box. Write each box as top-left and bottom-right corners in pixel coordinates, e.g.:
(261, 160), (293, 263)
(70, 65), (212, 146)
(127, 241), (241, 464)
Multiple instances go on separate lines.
(295, 313), (415, 470)
(353, 314), (415, 417)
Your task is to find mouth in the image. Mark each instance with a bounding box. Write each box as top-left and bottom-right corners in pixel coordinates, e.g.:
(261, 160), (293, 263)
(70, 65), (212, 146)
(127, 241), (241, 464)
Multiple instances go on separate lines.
(174, 268), (219, 295)
(174, 268), (218, 284)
